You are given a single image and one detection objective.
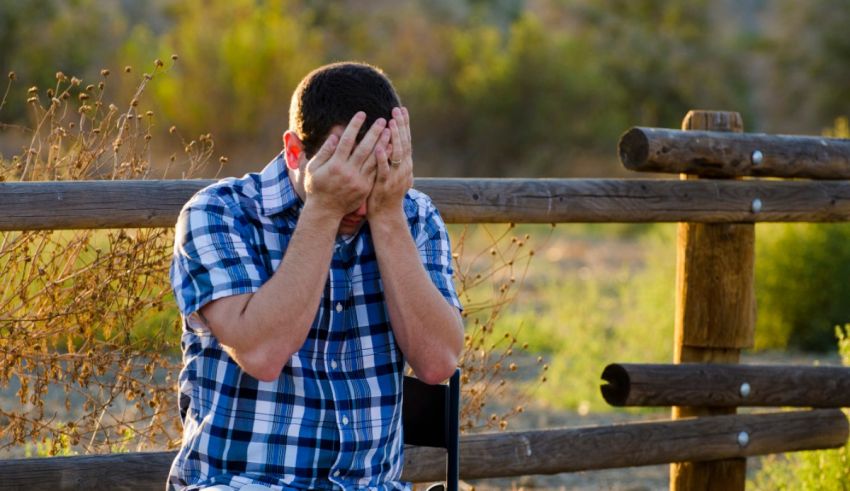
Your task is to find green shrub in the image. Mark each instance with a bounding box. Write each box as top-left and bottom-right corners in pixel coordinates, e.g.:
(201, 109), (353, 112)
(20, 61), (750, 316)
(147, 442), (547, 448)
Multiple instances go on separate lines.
(755, 223), (850, 351)
(749, 326), (850, 490)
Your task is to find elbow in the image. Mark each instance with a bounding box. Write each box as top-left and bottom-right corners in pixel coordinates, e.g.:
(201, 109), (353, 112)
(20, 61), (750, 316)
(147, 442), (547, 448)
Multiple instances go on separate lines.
(415, 353), (459, 385)
(246, 363), (284, 383)
(230, 344), (291, 382)
(415, 315), (464, 384)
(416, 364), (457, 385)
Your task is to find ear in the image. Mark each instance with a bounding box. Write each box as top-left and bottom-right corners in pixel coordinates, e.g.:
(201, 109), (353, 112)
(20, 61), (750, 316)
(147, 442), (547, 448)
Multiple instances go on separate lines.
(283, 131), (304, 170)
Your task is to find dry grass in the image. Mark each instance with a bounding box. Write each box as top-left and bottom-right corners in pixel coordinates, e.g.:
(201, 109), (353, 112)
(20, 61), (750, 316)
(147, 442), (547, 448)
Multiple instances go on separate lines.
(0, 58), (221, 455)
(452, 224), (552, 431)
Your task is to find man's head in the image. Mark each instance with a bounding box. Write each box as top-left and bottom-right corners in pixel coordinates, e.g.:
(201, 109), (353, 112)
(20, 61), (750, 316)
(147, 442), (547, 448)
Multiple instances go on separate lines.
(288, 62), (401, 159)
(283, 62), (401, 236)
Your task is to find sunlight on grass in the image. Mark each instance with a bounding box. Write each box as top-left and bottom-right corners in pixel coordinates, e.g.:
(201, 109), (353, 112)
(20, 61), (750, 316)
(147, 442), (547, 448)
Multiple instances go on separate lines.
(467, 224), (677, 413)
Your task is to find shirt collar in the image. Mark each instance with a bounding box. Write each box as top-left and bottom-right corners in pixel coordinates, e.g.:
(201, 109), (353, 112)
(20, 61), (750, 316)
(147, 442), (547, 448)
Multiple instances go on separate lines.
(259, 153), (303, 217)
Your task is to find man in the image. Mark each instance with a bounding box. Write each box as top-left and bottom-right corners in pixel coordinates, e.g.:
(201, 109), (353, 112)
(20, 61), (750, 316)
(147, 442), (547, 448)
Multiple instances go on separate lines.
(168, 62), (464, 490)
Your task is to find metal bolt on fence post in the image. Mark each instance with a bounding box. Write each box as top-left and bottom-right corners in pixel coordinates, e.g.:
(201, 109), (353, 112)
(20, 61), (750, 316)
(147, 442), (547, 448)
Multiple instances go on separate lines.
(737, 431), (750, 448)
(751, 198), (762, 213)
(751, 150), (764, 165)
(739, 382), (751, 398)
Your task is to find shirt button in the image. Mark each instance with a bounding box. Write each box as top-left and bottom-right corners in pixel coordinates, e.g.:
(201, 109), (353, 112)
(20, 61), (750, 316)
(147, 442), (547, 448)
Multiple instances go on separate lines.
(331, 360), (338, 369)
(342, 415), (349, 425)
(333, 470), (341, 477)
(335, 302), (343, 313)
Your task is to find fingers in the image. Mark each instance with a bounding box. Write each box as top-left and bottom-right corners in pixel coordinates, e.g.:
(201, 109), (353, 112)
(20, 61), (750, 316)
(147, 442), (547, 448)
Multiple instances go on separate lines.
(390, 107), (412, 163)
(362, 128), (390, 179)
(389, 118), (403, 164)
(349, 117), (387, 166)
(309, 134), (339, 169)
(401, 106), (412, 147)
(333, 111), (367, 159)
(374, 139), (390, 183)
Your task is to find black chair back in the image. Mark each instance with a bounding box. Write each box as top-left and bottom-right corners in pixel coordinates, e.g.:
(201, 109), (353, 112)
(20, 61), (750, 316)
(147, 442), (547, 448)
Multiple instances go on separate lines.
(402, 369), (460, 491)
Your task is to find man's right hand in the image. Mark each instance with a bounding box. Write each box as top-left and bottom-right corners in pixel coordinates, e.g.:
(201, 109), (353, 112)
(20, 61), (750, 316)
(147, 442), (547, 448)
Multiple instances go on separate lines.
(303, 112), (390, 218)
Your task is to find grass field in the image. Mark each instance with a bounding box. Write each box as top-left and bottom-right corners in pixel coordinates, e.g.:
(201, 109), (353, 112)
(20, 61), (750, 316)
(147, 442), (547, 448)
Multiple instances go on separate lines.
(455, 222), (676, 413)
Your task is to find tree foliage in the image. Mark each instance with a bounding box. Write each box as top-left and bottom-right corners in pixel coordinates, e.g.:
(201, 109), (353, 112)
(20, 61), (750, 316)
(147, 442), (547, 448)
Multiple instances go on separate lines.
(4, 0), (847, 177)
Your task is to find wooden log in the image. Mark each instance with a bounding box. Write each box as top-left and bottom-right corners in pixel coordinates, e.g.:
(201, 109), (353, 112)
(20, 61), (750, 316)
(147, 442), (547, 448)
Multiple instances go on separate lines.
(8, 178), (850, 230)
(0, 180), (211, 230)
(601, 363), (850, 407)
(1, 410), (846, 490)
(619, 126), (850, 179)
(671, 110), (753, 491)
(450, 410), (848, 481)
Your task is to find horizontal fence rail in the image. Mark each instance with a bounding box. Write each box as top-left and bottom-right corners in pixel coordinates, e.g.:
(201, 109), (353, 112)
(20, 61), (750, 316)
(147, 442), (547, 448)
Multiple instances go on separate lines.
(601, 363), (850, 407)
(2, 410), (845, 490)
(7, 178), (850, 230)
(619, 127), (850, 179)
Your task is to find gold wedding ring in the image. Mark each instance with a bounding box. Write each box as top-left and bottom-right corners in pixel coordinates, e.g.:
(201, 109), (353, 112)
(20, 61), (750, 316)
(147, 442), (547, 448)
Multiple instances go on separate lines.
(390, 158), (401, 168)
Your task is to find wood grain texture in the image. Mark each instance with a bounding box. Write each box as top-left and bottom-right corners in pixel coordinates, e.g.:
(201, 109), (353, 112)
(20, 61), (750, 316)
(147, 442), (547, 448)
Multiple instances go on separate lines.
(0, 180), (213, 230)
(681, 110), (744, 133)
(7, 179), (850, 230)
(674, 110), (755, 351)
(674, 222), (756, 349)
(619, 127), (850, 179)
(601, 363), (850, 407)
(2, 410), (846, 489)
(670, 461), (747, 491)
(671, 110), (752, 491)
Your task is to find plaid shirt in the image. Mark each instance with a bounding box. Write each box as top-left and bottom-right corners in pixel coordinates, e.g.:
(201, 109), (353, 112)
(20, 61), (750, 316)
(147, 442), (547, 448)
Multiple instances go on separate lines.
(168, 154), (461, 490)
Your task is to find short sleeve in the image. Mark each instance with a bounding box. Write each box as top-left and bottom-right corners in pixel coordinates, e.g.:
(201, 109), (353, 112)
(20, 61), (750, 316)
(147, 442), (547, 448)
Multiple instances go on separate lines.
(170, 193), (268, 318)
(413, 198), (463, 311)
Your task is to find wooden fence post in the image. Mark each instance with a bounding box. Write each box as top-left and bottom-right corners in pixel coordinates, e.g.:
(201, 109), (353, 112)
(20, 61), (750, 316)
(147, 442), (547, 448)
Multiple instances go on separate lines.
(671, 110), (755, 491)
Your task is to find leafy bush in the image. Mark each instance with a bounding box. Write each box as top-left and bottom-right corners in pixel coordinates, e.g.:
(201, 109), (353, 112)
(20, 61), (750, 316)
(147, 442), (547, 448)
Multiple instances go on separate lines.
(749, 326), (850, 490)
(119, 0), (324, 148)
(755, 223), (850, 351)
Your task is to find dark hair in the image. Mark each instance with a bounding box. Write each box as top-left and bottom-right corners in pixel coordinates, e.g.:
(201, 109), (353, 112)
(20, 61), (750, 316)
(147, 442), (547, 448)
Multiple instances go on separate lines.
(289, 62), (401, 157)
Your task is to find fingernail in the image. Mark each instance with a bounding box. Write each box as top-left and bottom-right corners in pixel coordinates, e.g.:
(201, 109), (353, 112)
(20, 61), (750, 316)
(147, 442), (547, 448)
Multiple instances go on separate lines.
(355, 111), (366, 120)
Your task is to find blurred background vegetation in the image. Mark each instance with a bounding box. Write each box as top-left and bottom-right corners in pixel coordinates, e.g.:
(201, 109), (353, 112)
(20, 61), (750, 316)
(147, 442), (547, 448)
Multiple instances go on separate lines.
(3, 1), (850, 474)
(2, 0), (850, 380)
(2, 0), (849, 178)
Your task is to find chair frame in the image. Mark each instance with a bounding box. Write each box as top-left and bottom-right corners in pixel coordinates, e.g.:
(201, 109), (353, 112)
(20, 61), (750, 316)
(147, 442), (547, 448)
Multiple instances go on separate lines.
(402, 369), (461, 491)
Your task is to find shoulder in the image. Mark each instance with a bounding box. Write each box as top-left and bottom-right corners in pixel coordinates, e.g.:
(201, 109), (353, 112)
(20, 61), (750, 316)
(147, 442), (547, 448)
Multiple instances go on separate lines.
(404, 188), (439, 219)
(403, 188), (449, 239)
(175, 174), (263, 245)
(179, 173), (264, 225)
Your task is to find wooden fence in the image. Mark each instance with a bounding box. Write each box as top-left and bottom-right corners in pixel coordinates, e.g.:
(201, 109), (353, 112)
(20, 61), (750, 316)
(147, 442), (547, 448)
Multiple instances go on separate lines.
(2, 110), (850, 490)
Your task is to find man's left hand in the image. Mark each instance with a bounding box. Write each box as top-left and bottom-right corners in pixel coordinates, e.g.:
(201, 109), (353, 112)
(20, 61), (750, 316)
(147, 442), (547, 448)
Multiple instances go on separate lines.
(367, 107), (413, 221)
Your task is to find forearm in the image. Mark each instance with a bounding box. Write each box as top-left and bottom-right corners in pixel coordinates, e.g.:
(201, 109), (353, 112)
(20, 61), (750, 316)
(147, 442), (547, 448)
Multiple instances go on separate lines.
(207, 202), (339, 380)
(370, 211), (464, 384)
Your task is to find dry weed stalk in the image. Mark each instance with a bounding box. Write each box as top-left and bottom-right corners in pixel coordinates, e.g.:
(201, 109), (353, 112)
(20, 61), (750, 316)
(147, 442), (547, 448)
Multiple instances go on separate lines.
(0, 57), (220, 455)
(453, 224), (551, 432)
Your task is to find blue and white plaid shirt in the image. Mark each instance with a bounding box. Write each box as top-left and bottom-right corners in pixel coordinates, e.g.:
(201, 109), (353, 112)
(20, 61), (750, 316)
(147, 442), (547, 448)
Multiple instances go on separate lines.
(168, 154), (461, 490)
